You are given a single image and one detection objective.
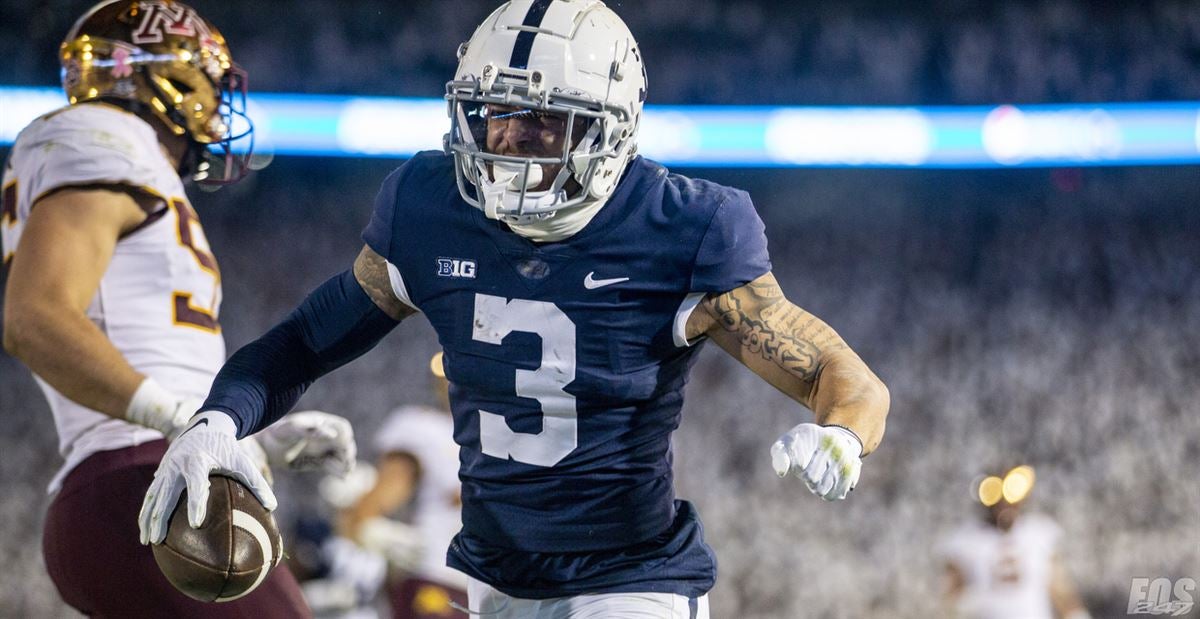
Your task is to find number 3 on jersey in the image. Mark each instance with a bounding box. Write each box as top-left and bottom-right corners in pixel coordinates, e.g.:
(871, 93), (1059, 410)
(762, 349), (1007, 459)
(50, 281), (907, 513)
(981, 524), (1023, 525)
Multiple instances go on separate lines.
(171, 198), (221, 332)
(472, 293), (577, 467)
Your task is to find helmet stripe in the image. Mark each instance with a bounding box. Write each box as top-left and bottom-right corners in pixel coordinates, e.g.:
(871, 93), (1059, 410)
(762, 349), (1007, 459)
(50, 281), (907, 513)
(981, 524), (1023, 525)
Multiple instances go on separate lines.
(509, 0), (554, 70)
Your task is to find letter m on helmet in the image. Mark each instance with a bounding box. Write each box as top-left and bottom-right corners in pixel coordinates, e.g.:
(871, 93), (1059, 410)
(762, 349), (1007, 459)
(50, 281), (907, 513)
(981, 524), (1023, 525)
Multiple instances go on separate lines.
(131, 1), (212, 45)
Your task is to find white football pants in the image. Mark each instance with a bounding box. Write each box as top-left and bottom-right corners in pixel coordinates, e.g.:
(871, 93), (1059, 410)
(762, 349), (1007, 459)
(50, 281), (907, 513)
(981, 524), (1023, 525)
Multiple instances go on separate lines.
(463, 577), (711, 619)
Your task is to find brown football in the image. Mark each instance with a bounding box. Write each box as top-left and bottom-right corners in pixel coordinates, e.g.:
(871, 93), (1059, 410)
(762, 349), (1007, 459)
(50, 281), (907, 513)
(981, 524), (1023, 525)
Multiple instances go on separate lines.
(151, 474), (283, 602)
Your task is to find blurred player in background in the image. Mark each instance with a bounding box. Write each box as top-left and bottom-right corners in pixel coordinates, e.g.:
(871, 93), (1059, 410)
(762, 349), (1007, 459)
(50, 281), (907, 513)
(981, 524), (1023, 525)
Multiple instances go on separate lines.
(939, 465), (1091, 619)
(370, 352), (466, 619)
(299, 463), (405, 619)
(1, 1), (353, 616)
(304, 352), (466, 619)
(141, 1), (891, 617)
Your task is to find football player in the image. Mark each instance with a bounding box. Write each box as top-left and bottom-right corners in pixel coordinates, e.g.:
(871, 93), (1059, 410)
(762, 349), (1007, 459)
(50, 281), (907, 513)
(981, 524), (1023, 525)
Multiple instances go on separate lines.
(939, 466), (1091, 619)
(368, 353), (466, 618)
(303, 352), (465, 618)
(1, 1), (353, 616)
(139, 1), (891, 617)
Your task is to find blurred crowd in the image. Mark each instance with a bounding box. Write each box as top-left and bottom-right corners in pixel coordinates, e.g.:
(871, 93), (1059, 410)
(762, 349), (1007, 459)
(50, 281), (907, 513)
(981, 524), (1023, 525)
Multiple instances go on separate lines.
(2, 0), (1198, 104)
(3, 160), (1197, 617)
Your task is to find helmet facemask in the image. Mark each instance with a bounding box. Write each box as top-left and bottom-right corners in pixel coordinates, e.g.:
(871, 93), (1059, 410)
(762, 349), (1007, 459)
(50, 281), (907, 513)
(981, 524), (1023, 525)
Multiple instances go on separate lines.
(444, 0), (647, 235)
(188, 64), (256, 186)
(447, 71), (634, 226)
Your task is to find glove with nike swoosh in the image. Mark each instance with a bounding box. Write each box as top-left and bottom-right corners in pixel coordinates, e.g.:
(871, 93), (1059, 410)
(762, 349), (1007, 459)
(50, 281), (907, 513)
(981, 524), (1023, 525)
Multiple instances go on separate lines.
(770, 423), (864, 501)
(138, 411), (277, 545)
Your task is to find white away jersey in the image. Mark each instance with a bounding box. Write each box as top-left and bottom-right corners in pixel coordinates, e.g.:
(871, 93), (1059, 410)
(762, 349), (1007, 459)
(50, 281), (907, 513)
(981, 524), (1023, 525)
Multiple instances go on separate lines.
(938, 513), (1063, 619)
(375, 405), (465, 589)
(1, 103), (225, 492)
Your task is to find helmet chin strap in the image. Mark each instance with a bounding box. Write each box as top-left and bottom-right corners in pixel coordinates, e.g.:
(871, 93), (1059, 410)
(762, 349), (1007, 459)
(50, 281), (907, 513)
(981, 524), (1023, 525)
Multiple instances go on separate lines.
(476, 160), (608, 243)
(504, 196), (609, 243)
(476, 160), (559, 221)
(496, 160), (543, 191)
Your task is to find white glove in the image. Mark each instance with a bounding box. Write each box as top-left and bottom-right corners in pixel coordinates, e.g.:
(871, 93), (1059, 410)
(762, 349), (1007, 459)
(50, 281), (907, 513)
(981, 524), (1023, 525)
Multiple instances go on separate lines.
(138, 411), (278, 544)
(318, 462), (377, 509)
(238, 434), (275, 485)
(770, 423), (864, 501)
(257, 410), (356, 477)
(357, 517), (424, 573)
(124, 377), (202, 440)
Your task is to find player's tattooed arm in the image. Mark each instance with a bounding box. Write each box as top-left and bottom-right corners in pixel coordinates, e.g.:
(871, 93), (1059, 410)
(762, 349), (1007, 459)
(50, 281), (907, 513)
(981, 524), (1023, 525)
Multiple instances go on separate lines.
(703, 277), (845, 381)
(352, 245), (416, 322)
(686, 272), (889, 454)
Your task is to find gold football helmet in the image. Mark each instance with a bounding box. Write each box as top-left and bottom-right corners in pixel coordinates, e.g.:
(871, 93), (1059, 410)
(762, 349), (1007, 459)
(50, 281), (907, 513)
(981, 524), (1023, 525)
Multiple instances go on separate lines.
(60, 0), (254, 183)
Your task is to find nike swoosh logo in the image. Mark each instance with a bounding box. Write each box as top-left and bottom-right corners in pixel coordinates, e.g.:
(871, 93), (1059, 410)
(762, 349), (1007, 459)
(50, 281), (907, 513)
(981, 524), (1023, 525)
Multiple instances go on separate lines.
(584, 272), (630, 289)
(177, 418), (208, 438)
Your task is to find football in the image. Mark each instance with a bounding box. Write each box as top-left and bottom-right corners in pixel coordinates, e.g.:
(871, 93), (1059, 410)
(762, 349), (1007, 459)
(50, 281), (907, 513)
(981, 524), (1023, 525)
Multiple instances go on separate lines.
(151, 474), (283, 602)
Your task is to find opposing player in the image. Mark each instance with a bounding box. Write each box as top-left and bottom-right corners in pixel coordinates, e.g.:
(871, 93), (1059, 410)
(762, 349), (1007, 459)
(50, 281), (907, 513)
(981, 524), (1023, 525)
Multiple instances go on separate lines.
(367, 353), (466, 618)
(140, 1), (891, 616)
(303, 352), (465, 618)
(2, 1), (353, 615)
(939, 465), (1091, 619)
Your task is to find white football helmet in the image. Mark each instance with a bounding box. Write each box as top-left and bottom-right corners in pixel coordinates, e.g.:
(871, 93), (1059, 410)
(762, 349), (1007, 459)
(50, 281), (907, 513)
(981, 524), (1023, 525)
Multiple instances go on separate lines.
(445, 0), (647, 227)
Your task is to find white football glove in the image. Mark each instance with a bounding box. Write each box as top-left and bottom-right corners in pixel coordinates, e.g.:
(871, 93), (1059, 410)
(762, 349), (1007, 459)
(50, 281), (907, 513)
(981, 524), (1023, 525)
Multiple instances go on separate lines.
(138, 411), (277, 545)
(257, 410), (356, 477)
(357, 517), (424, 573)
(238, 434), (275, 485)
(770, 423), (864, 501)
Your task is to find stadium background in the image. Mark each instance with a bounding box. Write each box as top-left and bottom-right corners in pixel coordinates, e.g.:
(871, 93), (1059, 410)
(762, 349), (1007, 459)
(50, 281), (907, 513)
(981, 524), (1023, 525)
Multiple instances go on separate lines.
(1, 1), (1197, 617)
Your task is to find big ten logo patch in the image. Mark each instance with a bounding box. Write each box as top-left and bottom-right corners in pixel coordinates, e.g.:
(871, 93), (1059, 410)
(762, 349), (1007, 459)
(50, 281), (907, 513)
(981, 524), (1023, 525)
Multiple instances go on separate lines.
(1127, 577), (1196, 616)
(437, 257), (477, 279)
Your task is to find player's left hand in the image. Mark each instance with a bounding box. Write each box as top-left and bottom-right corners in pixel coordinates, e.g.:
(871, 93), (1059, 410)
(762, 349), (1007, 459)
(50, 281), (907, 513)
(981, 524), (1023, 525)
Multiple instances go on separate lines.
(257, 410), (356, 477)
(770, 423), (863, 501)
(358, 517), (424, 573)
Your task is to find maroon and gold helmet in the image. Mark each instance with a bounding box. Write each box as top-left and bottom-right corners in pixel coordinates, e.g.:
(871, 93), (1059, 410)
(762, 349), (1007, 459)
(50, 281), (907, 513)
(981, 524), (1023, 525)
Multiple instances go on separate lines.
(60, 0), (255, 184)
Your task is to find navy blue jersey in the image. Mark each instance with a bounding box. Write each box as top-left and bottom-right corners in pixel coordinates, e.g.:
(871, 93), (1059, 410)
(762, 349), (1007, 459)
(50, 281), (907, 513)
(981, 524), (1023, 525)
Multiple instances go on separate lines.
(362, 151), (770, 597)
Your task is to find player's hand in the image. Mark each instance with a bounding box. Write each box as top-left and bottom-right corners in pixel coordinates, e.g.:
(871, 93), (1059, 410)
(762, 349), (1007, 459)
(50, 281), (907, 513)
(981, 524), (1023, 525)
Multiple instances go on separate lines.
(770, 423), (863, 501)
(138, 411), (277, 545)
(257, 410), (356, 477)
(124, 377), (203, 440)
(358, 517), (424, 573)
(163, 398), (205, 440)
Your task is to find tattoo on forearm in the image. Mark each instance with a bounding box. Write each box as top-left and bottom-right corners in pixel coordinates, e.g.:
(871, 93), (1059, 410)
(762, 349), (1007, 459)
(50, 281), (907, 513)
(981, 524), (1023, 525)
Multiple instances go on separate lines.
(706, 280), (845, 381)
(353, 246), (411, 321)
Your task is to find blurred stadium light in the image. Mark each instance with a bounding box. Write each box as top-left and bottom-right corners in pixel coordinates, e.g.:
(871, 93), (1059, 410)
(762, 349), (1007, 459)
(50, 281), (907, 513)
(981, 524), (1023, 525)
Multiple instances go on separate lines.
(2, 86), (1197, 168)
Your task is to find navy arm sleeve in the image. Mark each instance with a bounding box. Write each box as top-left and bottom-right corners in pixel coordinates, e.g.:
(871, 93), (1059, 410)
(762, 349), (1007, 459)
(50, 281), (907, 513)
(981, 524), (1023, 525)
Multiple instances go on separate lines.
(201, 269), (400, 438)
(689, 188), (772, 292)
